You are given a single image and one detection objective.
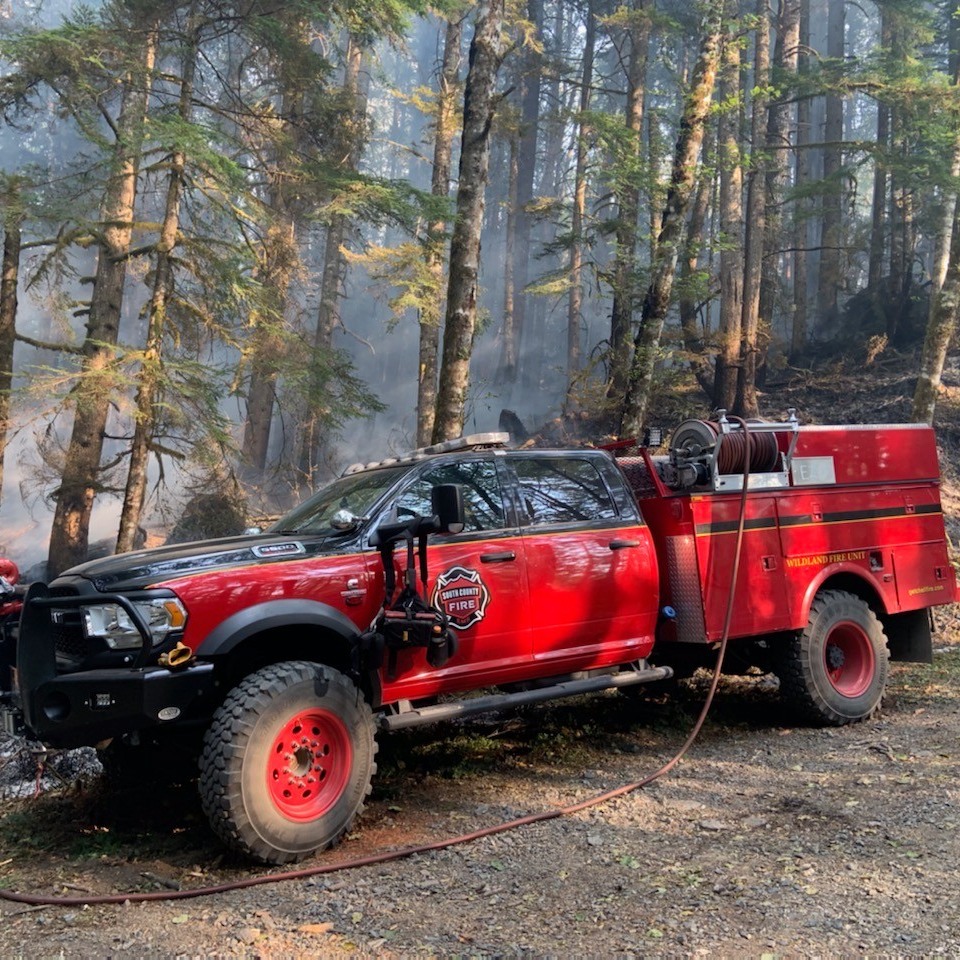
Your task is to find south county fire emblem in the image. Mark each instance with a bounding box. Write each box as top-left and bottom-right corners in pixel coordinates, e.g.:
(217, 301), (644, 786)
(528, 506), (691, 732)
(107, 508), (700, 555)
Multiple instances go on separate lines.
(432, 565), (490, 630)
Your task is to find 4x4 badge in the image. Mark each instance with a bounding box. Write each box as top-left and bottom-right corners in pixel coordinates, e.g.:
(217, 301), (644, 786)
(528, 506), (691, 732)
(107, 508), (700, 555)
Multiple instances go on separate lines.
(432, 565), (490, 630)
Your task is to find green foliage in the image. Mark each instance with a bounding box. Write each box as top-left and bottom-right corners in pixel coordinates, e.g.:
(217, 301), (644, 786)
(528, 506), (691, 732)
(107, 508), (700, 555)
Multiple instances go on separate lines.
(345, 239), (442, 327)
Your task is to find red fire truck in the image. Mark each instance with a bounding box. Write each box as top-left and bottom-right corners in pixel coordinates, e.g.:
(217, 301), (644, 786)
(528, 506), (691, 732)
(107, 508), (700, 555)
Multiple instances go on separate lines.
(1, 414), (955, 863)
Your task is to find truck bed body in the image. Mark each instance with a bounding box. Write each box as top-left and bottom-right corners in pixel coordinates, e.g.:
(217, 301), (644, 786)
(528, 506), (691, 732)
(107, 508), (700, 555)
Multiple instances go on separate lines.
(620, 423), (956, 644)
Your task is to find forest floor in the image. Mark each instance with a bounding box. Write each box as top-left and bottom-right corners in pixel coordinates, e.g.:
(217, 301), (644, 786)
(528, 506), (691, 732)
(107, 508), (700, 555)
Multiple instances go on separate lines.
(2, 354), (960, 958)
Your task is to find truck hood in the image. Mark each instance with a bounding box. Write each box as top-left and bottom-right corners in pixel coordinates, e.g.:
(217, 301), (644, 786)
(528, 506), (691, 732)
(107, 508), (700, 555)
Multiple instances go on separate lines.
(61, 532), (350, 592)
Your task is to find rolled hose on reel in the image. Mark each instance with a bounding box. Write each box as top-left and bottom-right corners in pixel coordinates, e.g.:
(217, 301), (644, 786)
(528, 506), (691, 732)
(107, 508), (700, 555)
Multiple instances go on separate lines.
(670, 417), (779, 481)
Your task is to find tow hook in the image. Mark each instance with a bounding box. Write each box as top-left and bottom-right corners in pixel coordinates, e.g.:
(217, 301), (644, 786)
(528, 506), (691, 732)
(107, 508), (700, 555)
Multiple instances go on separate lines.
(158, 642), (193, 670)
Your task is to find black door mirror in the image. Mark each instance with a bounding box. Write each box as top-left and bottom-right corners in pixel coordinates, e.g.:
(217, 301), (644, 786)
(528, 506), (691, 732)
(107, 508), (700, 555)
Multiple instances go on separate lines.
(432, 484), (465, 534)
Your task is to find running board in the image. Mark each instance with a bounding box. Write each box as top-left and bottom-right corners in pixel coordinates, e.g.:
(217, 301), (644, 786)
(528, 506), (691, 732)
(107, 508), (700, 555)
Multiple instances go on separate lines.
(377, 663), (673, 732)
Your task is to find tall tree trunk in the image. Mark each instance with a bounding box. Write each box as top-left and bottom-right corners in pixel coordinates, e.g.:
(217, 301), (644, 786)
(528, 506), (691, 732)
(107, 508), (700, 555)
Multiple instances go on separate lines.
(510, 0), (543, 389)
(0, 184), (21, 508)
(734, 0), (770, 418)
(432, 0), (505, 442)
(791, 0), (811, 360)
(419, 16), (462, 447)
(758, 0), (800, 363)
(914, 202), (960, 424)
(678, 124), (715, 394)
(48, 26), (157, 577)
(298, 37), (368, 481)
(867, 10), (892, 292)
(927, 7), (960, 303)
(607, 1), (650, 402)
(116, 13), (198, 554)
(565, 0), (596, 410)
(912, 8), (960, 424)
(714, 2), (743, 412)
(500, 128), (519, 402)
(242, 217), (295, 479)
(620, 0), (724, 438)
(886, 17), (916, 341)
(816, 0), (844, 323)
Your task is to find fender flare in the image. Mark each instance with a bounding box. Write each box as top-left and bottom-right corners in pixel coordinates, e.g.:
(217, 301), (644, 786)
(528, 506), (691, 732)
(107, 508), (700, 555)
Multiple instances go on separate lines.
(796, 562), (892, 625)
(195, 599), (362, 659)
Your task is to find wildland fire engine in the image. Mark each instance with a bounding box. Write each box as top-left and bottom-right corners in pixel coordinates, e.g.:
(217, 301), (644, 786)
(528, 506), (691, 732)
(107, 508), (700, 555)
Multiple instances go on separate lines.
(0, 413), (955, 863)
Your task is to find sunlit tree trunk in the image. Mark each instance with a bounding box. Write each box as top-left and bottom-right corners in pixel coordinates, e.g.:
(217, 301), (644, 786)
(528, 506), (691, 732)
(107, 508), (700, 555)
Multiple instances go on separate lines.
(419, 17), (462, 446)
(620, 0), (724, 438)
(758, 0), (800, 364)
(116, 20), (198, 554)
(868, 11), (892, 293)
(816, 0), (844, 323)
(735, 0), (770, 418)
(0, 180), (21, 508)
(914, 204), (960, 424)
(298, 36), (369, 481)
(912, 10), (960, 425)
(607, 1), (650, 403)
(500, 128), (519, 401)
(511, 0), (543, 389)
(565, 0), (595, 410)
(678, 125), (715, 394)
(791, 0), (811, 360)
(242, 88), (299, 480)
(48, 25), (157, 577)
(433, 0), (505, 442)
(928, 11), (960, 301)
(714, 2), (742, 412)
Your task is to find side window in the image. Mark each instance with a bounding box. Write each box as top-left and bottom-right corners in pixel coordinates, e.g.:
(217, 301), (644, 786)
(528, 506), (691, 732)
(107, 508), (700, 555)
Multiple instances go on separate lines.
(393, 459), (506, 533)
(513, 457), (619, 526)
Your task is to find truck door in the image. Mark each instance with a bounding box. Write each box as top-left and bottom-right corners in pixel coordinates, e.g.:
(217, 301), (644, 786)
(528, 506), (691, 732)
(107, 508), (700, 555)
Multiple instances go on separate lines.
(376, 456), (531, 701)
(510, 453), (658, 669)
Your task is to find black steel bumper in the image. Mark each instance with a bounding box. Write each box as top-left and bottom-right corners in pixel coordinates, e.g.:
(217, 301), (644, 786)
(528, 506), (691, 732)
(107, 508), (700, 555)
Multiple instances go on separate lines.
(14, 581), (216, 748)
(14, 662), (216, 748)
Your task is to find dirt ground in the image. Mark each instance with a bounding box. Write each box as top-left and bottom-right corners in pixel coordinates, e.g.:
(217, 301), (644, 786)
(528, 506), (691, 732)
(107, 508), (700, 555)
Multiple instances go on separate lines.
(1, 644), (959, 958)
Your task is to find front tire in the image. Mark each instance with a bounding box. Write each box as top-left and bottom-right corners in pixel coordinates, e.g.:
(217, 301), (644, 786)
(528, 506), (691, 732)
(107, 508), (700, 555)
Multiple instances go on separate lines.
(199, 661), (376, 864)
(777, 590), (889, 725)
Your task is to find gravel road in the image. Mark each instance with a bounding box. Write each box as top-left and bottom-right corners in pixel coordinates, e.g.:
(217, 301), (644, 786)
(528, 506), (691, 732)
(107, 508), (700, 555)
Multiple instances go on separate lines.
(1, 651), (959, 957)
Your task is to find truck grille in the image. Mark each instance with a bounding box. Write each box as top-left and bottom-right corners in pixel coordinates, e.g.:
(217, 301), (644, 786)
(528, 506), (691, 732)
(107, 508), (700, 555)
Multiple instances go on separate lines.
(46, 585), (90, 668)
(52, 608), (87, 665)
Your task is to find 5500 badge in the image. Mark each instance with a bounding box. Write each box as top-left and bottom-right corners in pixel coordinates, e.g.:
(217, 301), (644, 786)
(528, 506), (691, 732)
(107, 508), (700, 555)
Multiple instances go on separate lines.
(432, 566), (491, 630)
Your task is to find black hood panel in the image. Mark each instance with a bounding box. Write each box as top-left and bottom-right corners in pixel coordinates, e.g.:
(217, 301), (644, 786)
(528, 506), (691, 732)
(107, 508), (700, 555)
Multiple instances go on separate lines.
(62, 534), (348, 592)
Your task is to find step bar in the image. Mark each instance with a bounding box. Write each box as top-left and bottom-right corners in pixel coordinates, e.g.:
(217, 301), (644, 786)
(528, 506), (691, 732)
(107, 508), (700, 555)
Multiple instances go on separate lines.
(377, 662), (673, 732)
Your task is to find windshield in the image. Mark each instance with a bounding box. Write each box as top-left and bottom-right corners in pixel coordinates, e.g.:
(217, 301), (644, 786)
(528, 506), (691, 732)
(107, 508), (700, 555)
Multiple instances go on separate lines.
(270, 466), (409, 535)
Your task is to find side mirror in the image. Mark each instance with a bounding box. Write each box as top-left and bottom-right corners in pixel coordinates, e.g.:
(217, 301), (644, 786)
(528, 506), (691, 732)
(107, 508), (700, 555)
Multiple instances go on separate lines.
(432, 484), (465, 534)
(330, 508), (360, 531)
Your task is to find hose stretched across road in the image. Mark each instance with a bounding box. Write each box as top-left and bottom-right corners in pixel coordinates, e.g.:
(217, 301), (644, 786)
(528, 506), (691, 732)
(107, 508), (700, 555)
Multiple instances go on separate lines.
(0, 420), (753, 908)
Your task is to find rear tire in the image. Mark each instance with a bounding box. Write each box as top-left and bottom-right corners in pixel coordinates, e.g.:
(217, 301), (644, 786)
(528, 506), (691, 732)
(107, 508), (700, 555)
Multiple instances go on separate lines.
(199, 661), (376, 864)
(776, 590), (888, 726)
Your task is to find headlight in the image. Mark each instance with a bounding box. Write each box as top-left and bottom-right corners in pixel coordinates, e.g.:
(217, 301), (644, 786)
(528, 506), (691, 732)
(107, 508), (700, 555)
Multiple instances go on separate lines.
(81, 599), (187, 650)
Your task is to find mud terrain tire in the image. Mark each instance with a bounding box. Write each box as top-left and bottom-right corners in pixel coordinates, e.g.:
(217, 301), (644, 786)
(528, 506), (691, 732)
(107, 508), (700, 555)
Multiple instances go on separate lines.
(199, 661), (376, 864)
(777, 590), (888, 726)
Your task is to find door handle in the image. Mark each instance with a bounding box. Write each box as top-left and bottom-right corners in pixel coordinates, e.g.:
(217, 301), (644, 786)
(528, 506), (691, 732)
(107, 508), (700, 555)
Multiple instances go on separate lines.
(480, 551), (516, 563)
(609, 540), (640, 550)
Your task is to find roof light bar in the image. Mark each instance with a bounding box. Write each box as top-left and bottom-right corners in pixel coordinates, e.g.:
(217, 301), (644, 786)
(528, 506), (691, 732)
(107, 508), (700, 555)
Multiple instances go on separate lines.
(342, 432), (510, 476)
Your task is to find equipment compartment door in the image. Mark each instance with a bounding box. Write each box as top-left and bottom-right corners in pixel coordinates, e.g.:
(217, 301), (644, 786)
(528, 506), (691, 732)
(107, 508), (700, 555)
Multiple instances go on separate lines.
(692, 495), (792, 639)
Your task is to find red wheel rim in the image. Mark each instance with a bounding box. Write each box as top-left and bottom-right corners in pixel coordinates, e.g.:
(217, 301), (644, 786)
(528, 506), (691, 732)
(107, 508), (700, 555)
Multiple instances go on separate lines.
(266, 709), (352, 821)
(824, 621), (875, 697)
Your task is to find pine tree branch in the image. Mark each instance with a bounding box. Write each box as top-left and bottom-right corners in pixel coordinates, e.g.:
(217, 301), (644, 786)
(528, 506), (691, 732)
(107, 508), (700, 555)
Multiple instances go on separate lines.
(15, 334), (83, 354)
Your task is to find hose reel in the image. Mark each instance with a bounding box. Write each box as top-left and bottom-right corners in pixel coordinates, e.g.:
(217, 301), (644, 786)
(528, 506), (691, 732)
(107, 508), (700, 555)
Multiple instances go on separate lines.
(667, 410), (798, 490)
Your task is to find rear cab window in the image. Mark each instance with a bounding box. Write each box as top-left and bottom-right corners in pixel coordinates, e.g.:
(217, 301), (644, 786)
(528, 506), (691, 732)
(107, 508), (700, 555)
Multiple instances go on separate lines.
(510, 455), (622, 527)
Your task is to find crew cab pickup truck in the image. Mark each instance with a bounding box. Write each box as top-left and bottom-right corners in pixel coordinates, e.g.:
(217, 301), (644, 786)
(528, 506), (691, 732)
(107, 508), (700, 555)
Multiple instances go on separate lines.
(2, 415), (955, 863)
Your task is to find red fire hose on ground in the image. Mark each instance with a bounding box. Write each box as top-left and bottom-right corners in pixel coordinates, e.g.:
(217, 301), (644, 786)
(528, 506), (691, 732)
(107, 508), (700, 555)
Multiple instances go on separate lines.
(0, 421), (753, 908)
